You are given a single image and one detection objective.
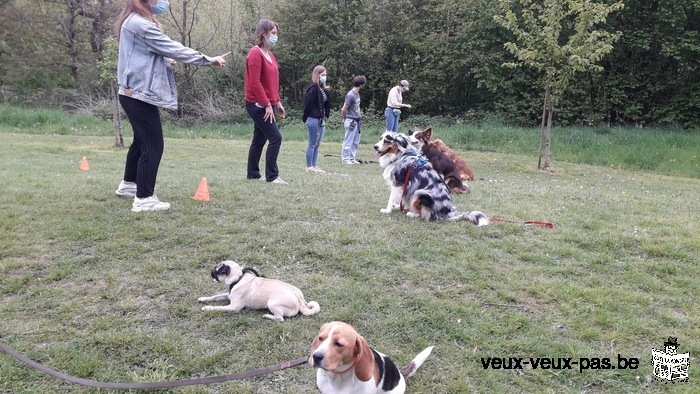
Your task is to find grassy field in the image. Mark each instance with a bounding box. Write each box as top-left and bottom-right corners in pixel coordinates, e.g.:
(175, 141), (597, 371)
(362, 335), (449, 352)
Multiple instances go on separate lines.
(1, 108), (699, 393)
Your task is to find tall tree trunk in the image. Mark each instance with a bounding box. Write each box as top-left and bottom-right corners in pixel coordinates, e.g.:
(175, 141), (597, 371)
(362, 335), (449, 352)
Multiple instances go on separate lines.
(111, 82), (123, 148)
(538, 83), (552, 170)
(62, 3), (80, 83)
(543, 97), (553, 170)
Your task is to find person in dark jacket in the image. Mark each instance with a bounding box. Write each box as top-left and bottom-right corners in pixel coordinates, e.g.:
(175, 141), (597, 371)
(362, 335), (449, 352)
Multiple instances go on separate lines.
(302, 65), (331, 173)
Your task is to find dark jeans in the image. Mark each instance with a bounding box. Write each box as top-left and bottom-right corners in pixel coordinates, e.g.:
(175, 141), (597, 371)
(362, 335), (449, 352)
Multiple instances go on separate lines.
(119, 95), (164, 198)
(246, 102), (282, 181)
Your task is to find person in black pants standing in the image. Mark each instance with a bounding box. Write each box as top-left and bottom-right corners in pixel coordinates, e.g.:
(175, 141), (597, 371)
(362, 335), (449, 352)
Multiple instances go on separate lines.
(114, 0), (228, 211)
(244, 19), (288, 185)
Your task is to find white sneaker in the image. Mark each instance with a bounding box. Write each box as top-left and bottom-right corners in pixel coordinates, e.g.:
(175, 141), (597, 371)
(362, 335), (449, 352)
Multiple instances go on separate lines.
(131, 196), (170, 212)
(271, 178), (288, 185)
(115, 180), (137, 197)
(312, 166), (326, 173)
(306, 167), (315, 173)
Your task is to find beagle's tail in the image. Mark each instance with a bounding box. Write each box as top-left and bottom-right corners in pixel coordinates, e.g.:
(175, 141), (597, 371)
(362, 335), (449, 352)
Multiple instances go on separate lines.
(400, 346), (434, 378)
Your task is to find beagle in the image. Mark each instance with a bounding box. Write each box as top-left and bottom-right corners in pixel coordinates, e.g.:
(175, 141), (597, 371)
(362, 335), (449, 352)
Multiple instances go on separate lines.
(309, 321), (434, 394)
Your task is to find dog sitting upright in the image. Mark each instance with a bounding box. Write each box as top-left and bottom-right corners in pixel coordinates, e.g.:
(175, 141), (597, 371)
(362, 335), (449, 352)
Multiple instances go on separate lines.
(410, 128), (470, 194)
(373, 131), (488, 225)
(198, 261), (320, 321)
(310, 321), (434, 394)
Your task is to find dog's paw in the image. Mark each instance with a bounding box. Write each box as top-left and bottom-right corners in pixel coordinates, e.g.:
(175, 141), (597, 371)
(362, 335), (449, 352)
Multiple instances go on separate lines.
(380, 208), (392, 214)
(263, 314), (285, 321)
(406, 211), (419, 218)
(197, 297), (208, 303)
(201, 306), (214, 311)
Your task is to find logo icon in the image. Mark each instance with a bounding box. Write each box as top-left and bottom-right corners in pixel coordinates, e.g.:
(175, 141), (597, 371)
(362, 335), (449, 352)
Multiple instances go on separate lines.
(651, 337), (689, 383)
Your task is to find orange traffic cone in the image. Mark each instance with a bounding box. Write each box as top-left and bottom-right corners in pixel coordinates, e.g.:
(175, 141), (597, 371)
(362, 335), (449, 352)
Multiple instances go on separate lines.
(193, 177), (210, 201)
(79, 156), (90, 171)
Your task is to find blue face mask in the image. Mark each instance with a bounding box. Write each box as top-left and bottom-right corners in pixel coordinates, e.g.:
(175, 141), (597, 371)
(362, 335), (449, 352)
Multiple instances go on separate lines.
(319, 76), (327, 85)
(265, 34), (278, 48)
(150, 0), (169, 15)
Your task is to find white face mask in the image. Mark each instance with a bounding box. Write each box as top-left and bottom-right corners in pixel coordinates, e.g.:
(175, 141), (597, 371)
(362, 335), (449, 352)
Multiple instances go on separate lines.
(266, 34), (278, 48)
(319, 76), (327, 85)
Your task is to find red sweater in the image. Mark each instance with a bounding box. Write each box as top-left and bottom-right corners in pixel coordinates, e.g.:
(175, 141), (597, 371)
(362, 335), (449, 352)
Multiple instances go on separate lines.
(244, 46), (280, 106)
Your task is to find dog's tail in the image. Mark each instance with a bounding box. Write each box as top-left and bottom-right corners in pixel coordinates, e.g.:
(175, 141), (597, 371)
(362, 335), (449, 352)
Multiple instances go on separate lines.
(447, 210), (489, 226)
(400, 346), (434, 378)
(299, 296), (321, 316)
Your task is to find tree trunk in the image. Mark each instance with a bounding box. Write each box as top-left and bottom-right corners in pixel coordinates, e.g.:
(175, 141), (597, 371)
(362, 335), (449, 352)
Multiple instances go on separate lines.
(538, 83), (552, 170)
(111, 82), (123, 148)
(543, 98), (553, 170)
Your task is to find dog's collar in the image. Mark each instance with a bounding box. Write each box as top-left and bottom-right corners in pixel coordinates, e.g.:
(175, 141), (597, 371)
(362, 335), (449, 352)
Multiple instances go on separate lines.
(412, 155), (428, 169)
(331, 354), (361, 375)
(228, 267), (265, 293)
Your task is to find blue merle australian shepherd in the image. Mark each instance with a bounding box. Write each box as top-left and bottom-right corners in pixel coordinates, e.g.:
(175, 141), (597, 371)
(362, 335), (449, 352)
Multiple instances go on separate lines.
(373, 131), (488, 226)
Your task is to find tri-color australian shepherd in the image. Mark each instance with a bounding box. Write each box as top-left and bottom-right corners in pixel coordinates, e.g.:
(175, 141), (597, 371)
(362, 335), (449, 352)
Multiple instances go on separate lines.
(373, 131), (488, 225)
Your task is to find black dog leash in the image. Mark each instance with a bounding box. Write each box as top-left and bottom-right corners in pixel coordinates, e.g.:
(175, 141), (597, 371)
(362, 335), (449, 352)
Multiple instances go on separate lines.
(0, 340), (307, 389)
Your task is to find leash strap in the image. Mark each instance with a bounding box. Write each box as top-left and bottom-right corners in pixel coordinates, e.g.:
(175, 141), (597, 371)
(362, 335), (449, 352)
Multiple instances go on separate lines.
(0, 340), (307, 389)
(489, 217), (554, 228)
(399, 155), (428, 212)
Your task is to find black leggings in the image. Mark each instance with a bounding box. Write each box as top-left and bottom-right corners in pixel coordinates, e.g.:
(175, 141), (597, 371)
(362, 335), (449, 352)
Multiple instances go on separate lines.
(246, 102), (282, 181)
(119, 95), (164, 198)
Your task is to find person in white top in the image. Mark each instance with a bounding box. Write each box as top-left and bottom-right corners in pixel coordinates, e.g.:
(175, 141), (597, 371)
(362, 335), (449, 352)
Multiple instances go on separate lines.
(384, 79), (412, 132)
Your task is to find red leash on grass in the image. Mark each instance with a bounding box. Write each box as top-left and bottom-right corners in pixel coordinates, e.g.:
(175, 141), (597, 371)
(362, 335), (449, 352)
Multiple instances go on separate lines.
(489, 217), (554, 228)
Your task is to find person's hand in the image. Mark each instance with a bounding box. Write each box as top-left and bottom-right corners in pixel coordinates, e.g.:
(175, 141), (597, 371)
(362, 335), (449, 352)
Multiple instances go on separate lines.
(264, 105), (276, 123)
(277, 103), (286, 119)
(211, 51), (231, 68)
(170, 59), (177, 66)
(404, 104), (412, 108)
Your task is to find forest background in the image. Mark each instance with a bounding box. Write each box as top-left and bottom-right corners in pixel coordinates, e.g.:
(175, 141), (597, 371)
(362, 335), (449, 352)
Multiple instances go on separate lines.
(0, 0), (698, 129)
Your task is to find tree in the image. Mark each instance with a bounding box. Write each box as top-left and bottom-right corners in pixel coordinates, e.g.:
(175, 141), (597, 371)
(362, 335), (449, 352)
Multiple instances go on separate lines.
(494, 0), (624, 169)
(97, 36), (123, 148)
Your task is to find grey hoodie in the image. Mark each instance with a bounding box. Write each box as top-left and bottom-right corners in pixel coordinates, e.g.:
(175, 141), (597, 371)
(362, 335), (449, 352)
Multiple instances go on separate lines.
(117, 13), (215, 109)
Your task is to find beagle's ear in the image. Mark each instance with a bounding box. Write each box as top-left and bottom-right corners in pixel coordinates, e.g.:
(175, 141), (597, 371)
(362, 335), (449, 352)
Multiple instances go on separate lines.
(353, 335), (375, 382)
(424, 128), (432, 140)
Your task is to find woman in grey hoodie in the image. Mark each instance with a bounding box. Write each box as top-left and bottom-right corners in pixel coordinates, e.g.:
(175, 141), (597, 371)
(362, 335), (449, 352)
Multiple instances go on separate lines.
(113, 0), (229, 212)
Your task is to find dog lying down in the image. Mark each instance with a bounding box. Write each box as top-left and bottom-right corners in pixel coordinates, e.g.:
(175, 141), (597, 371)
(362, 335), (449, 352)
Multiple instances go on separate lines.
(198, 261), (320, 321)
(310, 321), (434, 394)
(409, 128), (470, 194)
(373, 131), (489, 226)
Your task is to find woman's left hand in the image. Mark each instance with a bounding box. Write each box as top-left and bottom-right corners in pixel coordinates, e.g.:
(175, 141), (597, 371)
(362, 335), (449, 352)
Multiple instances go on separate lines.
(277, 103), (286, 119)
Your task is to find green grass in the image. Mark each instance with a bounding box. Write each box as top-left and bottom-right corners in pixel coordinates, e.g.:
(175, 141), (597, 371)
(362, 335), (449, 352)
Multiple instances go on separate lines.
(1, 108), (699, 393)
(1, 105), (698, 179)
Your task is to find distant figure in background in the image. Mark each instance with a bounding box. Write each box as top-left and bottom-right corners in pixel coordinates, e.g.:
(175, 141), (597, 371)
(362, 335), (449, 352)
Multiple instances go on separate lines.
(385, 79), (412, 133)
(245, 19), (288, 185)
(114, 0), (228, 212)
(340, 75), (366, 164)
(303, 65), (331, 173)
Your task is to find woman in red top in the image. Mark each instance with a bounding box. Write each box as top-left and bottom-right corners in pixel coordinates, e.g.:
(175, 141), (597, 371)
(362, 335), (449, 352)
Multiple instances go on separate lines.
(245, 19), (287, 184)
